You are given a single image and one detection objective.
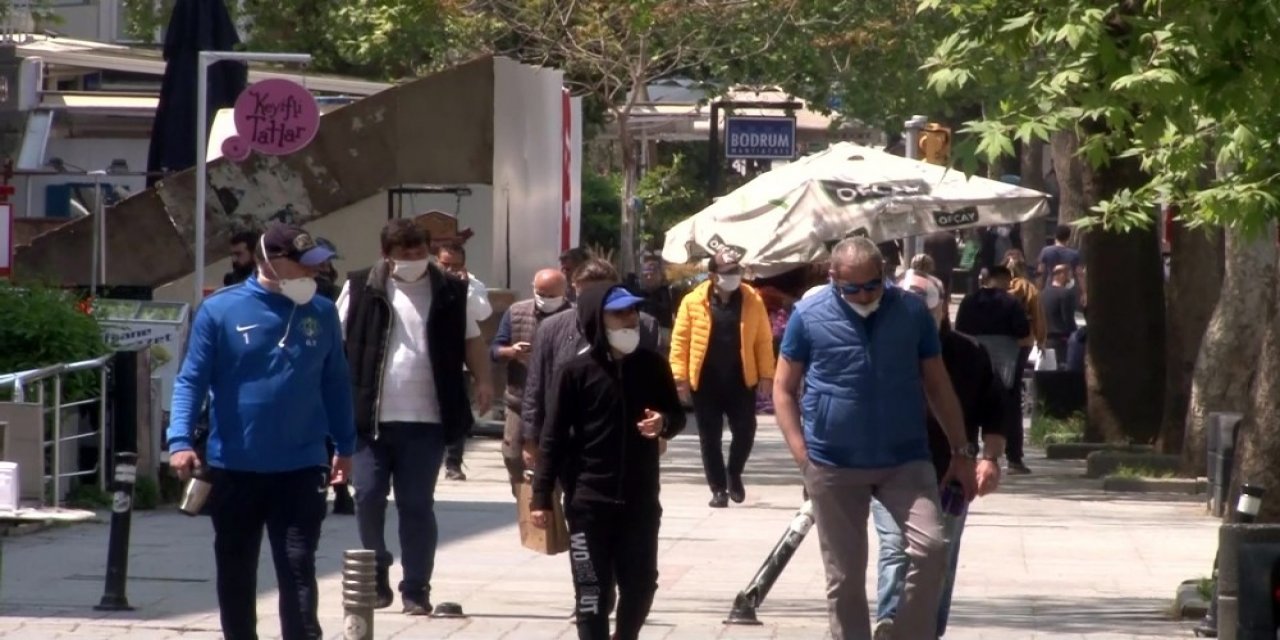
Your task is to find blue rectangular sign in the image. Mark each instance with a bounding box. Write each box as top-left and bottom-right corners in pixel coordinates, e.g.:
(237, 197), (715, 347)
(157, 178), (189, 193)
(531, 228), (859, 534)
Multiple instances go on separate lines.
(725, 116), (797, 160)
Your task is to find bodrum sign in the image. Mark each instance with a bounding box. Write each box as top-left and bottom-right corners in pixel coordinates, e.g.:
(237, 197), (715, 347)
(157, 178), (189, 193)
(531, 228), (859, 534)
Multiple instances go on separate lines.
(223, 78), (320, 161)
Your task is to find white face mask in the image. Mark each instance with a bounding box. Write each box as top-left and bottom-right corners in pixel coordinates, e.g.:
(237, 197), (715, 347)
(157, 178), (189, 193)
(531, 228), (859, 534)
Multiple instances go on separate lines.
(716, 274), (742, 292)
(392, 258), (429, 282)
(606, 327), (640, 355)
(278, 277), (318, 306)
(847, 297), (881, 318)
(260, 236), (317, 305)
(535, 294), (566, 313)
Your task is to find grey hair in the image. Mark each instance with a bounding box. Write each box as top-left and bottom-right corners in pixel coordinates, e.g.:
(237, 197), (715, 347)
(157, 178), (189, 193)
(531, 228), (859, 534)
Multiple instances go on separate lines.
(830, 237), (885, 272)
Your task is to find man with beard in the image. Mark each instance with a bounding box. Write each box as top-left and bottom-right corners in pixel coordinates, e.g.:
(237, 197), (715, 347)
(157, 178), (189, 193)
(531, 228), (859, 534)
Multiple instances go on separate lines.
(223, 230), (259, 287)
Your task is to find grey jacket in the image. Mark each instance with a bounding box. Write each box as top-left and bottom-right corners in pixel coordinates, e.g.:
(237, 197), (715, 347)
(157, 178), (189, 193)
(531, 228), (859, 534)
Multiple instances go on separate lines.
(519, 307), (664, 445)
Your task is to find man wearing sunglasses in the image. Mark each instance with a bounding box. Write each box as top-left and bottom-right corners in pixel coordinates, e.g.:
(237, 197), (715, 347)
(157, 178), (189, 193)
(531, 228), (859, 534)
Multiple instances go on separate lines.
(774, 237), (977, 640)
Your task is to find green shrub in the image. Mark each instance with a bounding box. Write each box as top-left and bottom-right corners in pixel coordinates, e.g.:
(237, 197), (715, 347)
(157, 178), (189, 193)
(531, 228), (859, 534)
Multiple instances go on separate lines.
(1029, 411), (1085, 446)
(581, 170), (622, 252)
(1108, 464), (1177, 480)
(133, 476), (160, 510)
(0, 284), (107, 402)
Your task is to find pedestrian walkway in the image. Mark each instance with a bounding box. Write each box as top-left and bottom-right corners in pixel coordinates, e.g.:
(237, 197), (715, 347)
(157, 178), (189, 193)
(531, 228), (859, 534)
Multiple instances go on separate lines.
(0, 418), (1217, 639)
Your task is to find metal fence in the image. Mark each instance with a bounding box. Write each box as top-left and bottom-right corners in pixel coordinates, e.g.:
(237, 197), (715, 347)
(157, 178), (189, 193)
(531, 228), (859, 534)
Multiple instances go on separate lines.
(0, 354), (113, 507)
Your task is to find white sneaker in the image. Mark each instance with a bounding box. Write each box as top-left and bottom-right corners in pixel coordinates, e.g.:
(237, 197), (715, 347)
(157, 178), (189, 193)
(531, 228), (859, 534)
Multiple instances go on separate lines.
(873, 618), (894, 640)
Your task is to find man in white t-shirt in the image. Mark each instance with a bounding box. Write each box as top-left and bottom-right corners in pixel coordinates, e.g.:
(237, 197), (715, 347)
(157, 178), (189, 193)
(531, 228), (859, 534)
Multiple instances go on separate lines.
(336, 220), (493, 615)
(434, 241), (494, 480)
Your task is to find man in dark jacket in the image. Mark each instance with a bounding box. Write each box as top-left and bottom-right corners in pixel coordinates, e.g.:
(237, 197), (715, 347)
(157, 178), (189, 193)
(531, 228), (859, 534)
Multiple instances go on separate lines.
(519, 259), (664, 468)
(529, 284), (686, 640)
(956, 266), (1032, 474)
(872, 273), (1006, 639)
(335, 219), (493, 615)
(1039, 264), (1079, 365)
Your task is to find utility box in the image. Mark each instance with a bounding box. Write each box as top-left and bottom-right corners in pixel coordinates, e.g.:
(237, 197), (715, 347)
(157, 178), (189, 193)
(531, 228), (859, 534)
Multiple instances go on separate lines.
(1207, 412), (1244, 517)
(1238, 538), (1280, 639)
(1218, 524), (1280, 640)
(95, 299), (189, 414)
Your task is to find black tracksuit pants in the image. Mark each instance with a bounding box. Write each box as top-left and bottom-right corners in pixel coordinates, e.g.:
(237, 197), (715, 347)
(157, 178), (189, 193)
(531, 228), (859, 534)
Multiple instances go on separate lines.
(208, 466), (329, 640)
(566, 501), (662, 640)
(692, 382), (758, 492)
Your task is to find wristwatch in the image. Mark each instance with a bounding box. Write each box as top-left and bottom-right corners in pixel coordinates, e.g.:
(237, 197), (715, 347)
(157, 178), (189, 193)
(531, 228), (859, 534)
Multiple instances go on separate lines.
(951, 443), (979, 460)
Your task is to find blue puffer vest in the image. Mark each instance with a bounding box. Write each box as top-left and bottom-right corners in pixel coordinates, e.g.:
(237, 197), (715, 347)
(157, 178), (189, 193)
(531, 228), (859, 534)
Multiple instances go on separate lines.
(795, 284), (933, 469)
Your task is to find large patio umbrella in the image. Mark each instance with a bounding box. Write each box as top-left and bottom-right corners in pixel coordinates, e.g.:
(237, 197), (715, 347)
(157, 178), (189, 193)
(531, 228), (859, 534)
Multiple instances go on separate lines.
(145, 0), (247, 187)
(662, 142), (1050, 276)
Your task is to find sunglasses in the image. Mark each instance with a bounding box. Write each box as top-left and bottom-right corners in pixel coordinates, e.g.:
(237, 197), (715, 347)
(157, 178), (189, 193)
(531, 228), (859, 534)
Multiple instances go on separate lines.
(835, 278), (883, 295)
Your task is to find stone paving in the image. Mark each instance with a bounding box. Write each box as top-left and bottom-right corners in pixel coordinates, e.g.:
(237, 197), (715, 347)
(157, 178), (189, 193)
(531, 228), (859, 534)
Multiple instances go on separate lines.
(0, 418), (1217, 639)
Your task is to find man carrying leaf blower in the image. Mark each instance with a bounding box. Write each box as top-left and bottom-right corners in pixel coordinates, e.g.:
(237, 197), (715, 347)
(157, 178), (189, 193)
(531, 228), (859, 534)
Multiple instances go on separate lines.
(529, 284), (686, 640)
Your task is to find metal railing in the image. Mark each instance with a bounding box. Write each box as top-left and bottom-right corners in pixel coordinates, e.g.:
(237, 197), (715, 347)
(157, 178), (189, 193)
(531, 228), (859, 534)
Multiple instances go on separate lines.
(0, 354), (113, 507)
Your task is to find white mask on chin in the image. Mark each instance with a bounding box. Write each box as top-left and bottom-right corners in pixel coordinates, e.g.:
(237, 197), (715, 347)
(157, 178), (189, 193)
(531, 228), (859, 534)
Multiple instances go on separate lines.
(847, 297), (881, 318)
(392, 258), (429, 282)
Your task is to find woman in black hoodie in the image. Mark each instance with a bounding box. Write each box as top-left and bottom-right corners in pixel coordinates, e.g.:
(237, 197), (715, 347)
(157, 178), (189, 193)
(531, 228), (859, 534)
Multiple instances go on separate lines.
(530, 283), (686, 640)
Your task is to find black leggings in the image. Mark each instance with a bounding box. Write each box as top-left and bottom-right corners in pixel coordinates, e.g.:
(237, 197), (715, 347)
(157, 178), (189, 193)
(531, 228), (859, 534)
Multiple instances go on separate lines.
(566, 502), (661, 640)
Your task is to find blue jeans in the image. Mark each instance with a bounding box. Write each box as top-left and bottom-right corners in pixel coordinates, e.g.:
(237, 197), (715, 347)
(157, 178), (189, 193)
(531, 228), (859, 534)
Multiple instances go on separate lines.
(352, 423), (447, 597)
(872, 496), (968, 636)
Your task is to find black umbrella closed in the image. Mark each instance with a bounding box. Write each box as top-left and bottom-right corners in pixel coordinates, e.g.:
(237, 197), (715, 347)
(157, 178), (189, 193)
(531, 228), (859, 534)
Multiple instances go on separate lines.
(145, 0), (247, 188)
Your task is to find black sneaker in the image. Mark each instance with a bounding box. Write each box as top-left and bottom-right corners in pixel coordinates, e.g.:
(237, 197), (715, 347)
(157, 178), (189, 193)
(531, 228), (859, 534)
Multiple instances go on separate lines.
(375, 570), (394, 610)
(332, 486), (355, 515)
(709, 491), (729, 508)
(402, 592), (432, 616)
(728, 474), (746, 504)
(1008, 462), (1032, 475)
(445, 465), (467, 481)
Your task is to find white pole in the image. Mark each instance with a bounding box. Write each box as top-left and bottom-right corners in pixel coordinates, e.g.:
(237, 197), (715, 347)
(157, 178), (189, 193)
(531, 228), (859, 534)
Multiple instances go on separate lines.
(194, 53), (209, 304)
(90, 170), (106, 292)
(902, 114), (928, 265)
(192, 51), (312, 305)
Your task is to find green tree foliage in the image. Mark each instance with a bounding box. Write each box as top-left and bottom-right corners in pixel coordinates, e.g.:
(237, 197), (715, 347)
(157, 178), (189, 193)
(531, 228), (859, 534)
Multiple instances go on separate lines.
(711, 0), (973, 134)
(483, 0), (808, 273)
(121, 0), (496, 80)
(635, 152), (710, 251)
(580, 170), (621, 252)
(921, 0), (1280, 232)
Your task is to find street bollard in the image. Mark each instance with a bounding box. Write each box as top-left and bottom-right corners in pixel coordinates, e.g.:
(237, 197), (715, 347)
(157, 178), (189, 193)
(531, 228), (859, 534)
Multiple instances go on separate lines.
(95, 452), (138, 611)
(725, 500), (815, 625)
(1196, 484), (1265, 638)
(342, 549), (377, 640)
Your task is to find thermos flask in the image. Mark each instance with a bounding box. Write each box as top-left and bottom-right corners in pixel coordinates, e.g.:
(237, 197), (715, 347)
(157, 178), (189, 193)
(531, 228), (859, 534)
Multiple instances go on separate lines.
(179, 467), (212, 516)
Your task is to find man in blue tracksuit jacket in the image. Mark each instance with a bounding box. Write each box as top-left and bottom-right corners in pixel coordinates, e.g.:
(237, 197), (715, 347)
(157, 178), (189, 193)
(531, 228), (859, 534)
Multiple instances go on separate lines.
(168, 223), (356, 640)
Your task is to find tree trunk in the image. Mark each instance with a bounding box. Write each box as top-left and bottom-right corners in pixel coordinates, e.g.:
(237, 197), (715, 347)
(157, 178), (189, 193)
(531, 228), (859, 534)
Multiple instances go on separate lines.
(1019, 139), (1048, 261)
(1079, 156), (1165, 443)
(1050, 130), (1088, 255)
(1232, 264), (1280, 523)
(1183, 227), (1276, 473)
(1158, 224), (1224, 454)
(617, 115), (639, 275)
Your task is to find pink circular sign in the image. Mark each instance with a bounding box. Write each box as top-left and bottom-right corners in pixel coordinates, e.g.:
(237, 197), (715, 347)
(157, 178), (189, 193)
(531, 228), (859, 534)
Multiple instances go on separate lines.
(233, 78), (320, 156)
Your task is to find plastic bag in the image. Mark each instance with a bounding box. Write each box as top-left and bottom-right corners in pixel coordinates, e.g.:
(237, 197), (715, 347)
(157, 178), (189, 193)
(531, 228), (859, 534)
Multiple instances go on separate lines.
(1034, 346), (1058, 372)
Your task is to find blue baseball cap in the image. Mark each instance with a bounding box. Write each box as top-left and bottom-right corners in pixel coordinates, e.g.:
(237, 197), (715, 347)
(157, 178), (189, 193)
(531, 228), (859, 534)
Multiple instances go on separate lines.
(603, 287), (645, 311)
(262, 224), (335, 267)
